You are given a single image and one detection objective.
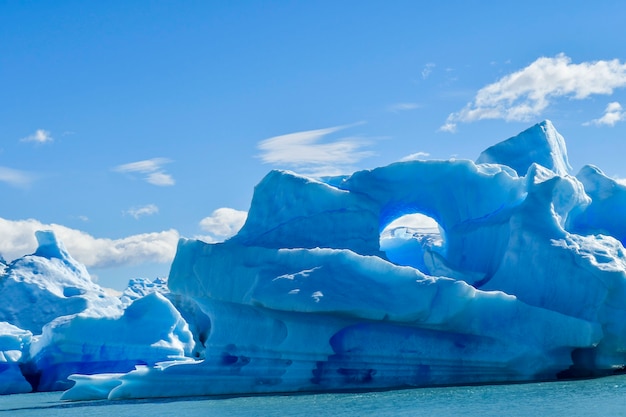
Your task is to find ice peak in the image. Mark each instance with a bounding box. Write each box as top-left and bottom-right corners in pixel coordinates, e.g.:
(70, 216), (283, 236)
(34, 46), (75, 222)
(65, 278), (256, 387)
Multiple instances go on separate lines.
(31, 230), (91, 282)
(33, 230), (70, 261)
(477, 120), (572, 176)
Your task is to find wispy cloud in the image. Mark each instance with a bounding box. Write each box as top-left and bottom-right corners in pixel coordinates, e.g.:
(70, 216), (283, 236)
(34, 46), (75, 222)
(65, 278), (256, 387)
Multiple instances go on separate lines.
(0, 217), (179, 268)
(584, 102), (626, 127)
(399, 152), (430, 162)
(422, 63), (435, 79)
(439, 122), (457, 133)
(124, 204), (159, 219)
(441, 53), (626, 131)
(388, 102), (420, 112)
(20, 129), (53, 144)
(0, 167), (33, 188)
(113, 158), (175, 186)
(196, 207), (248, 243)
(257, 122), (374, 177)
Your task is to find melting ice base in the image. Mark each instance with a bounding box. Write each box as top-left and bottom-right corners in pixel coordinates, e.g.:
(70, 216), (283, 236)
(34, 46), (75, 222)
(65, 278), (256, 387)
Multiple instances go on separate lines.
(2, 120), (626, 400)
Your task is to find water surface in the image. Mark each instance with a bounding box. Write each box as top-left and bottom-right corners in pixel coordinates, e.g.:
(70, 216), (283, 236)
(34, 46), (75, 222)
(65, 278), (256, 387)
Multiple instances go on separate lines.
(1, 376), (625, 416)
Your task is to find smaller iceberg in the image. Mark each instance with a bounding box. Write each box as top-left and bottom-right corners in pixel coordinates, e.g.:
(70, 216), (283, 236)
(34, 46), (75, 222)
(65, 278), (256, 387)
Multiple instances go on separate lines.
(31, 292), (194, 391)
(0, 231), (194, 392)
(0, 322), (33, 394)
(0, 231), (122, 334)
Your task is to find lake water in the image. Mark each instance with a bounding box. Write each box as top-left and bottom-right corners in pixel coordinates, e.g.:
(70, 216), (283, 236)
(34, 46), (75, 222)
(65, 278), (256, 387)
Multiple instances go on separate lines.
(1, 376), (625, 416)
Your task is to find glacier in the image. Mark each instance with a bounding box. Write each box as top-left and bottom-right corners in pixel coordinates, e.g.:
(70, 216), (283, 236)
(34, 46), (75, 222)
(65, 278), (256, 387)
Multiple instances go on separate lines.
(2, 120), (626, 400)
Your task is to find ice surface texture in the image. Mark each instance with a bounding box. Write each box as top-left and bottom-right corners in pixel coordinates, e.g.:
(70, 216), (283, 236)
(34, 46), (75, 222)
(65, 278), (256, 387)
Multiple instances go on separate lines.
(3, 121), (626, 399)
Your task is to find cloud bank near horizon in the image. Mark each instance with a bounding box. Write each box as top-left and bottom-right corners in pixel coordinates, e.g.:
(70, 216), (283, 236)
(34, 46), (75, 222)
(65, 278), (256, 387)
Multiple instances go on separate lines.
(0, 207), (251, 270)
(0, 217), (179, 269)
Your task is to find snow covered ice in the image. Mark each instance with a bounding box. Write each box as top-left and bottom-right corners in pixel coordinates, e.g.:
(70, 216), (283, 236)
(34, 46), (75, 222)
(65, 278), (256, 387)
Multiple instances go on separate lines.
(0, 231), (193, 393)
(2, 120), (626, 400)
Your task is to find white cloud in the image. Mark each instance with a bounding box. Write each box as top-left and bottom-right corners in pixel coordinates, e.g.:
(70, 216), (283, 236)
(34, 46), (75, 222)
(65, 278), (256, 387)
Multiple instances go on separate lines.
(197, 208), (247, 243)
(0, 167), (32, 188)
(115, 159), (166, 172)
(257, 122), (373, 177)
(438, 122), (457, 133)
(388, 102), (420, 112)
(146, 172), (174, 186)
(584, 102), (626, 126)
(422, 63), (435, 79)
(442, 53), (626, 131)
(399, 152), (430, 162)
(113, 158), (175, 186)
(125, 204), (159, 219)
(20, 129), (53, 144)
(0, 217), (179, 268)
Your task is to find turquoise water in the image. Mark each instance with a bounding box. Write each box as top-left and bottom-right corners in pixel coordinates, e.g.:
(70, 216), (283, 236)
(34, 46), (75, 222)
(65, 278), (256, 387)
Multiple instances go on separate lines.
(1, 376), (626, 416)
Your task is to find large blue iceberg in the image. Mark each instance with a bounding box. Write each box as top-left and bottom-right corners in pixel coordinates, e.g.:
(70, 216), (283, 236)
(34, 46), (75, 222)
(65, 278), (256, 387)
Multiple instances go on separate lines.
(2, 121), (626, 400)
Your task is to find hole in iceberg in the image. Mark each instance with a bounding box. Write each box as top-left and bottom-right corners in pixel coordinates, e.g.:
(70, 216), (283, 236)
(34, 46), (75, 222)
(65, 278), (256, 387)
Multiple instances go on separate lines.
(379, 213), (445, 274)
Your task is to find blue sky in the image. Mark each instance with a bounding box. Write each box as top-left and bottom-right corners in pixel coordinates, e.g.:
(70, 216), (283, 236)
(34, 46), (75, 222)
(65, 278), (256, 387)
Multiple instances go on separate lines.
(2, 1), (626, 289)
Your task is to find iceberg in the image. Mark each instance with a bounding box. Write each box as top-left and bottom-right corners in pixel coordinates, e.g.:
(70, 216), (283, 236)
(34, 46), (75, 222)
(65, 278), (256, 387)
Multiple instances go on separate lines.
(3, 120), (626, 400)
(30, 291), (194, 391)
(0, 322), (32, 394)
(0, 231), (121, 334)
(0, 232), (193, 392)
(61, 120), (626, 400)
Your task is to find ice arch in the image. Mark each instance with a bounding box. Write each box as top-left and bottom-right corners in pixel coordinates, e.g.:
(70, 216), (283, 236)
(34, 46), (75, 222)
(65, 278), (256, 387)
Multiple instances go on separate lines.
(233, 160), (524, 282)
(379, 213), (444, 274)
